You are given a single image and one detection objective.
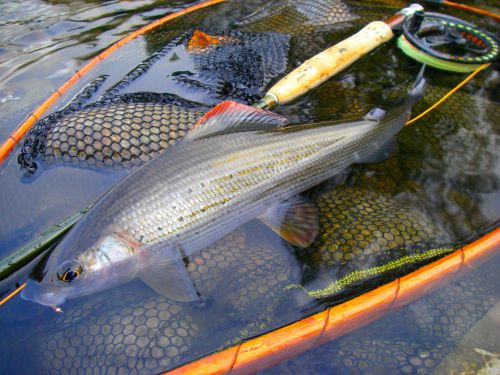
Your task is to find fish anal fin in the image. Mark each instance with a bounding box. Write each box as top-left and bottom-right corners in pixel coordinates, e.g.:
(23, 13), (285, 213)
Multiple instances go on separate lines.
(186, 101), (288, 140)
(140, 247), (199, 302)
(259, 196), (319, 248)
(359, 136), (399, 164)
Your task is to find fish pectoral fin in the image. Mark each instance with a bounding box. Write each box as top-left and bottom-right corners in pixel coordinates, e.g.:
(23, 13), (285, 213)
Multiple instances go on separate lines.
(185, 100), (289, 140)
(140, 248), (199, 302)
(258, 196), (319, 248)
(363, 107), (386, 121)
(359, 136), (399, 164)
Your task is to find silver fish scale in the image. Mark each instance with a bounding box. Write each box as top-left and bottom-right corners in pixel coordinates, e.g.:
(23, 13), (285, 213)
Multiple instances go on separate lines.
(96, 104), (409, 256)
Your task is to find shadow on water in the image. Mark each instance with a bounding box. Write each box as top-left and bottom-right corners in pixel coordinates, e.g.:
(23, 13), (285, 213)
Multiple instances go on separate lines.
(0, 0), (498, 374)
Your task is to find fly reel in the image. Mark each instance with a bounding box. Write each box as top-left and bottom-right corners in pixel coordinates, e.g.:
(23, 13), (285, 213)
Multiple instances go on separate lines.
(398, 11), (499, 72)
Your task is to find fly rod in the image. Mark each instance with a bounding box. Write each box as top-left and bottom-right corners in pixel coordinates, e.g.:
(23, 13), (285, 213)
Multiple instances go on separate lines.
(253, 4), (424, 109)
(253, 2), (499, 109)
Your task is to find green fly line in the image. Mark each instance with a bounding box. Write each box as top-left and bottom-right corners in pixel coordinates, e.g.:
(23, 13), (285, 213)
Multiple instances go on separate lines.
(398, 12), (499, 73)
(397, 36), (485, 73)
(286, 246), (458, 299)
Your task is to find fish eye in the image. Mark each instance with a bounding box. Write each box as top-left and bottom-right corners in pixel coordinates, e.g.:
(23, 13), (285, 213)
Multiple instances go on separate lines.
(57, 261), (83, 283)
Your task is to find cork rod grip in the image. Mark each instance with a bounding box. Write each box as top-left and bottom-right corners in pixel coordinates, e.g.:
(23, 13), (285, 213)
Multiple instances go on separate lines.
(267, 21), (394, 105)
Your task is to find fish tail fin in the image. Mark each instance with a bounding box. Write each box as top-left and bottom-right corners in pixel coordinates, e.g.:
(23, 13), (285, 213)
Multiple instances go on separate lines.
(408, 64), (427, 104)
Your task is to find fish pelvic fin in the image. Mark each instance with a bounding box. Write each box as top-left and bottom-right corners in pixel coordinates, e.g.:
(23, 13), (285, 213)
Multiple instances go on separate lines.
(259, 196), (319, 248)
(185, 100), (289, 141)
(140, 247), (199, 302)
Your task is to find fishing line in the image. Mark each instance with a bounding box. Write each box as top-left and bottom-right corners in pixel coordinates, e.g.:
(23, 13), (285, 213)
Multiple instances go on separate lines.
(286, 246), (458, 299)
(405, 62), (490, 126)
(0, 282), (27, 306)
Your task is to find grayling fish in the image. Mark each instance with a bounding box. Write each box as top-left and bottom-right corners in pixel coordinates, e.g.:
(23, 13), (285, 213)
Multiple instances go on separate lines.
(22, 69), (426, 308)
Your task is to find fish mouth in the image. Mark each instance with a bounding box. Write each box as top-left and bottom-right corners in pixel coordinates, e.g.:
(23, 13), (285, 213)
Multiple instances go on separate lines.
(20, 282), (66, 307)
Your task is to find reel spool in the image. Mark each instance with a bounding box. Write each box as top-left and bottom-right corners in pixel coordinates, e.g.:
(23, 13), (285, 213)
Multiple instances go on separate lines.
(397, 11), (499, 72)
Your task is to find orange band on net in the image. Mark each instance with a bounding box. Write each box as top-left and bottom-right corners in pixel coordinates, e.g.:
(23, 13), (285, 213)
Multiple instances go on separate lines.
(165, 228), (499, 374)
(0, 0), (226, 164)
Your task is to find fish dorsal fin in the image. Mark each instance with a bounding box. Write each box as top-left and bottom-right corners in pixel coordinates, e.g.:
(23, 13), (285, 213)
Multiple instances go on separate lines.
(140, 247), (199, 302)
(259, 196), (319, 248)
(185, 101), (289, 141)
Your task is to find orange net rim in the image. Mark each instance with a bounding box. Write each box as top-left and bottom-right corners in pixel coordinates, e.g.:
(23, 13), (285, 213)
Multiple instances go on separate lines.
(0, 0), (226, 164)
(165, 227), (500, 374)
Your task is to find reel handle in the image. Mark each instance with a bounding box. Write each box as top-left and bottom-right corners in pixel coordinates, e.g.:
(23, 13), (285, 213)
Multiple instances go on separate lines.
(256, 21), (393, 109)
